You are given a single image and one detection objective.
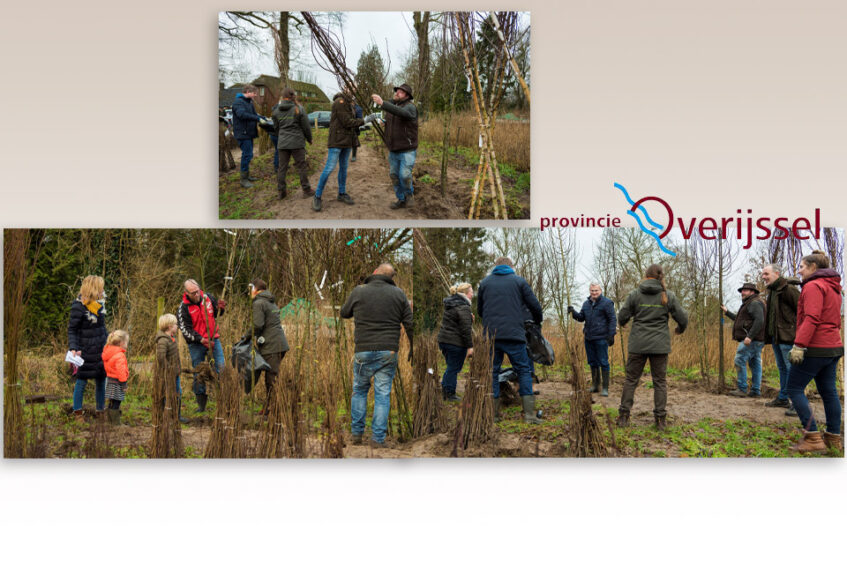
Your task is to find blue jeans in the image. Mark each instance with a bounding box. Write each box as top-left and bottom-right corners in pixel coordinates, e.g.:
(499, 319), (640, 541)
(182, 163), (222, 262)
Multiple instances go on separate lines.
(72, 377), (105, 411)
(351, 350), (398, 443)
(787, 355), (842, 434)
(772, 343), (793, 401)
(734, 340), (764, 393)
(188, 338), (225, 396)
(439, 342), (468, 396)
(585, 338), (610, 371)
(238, 139), (254, 172)
(270, 135), (279, 170)
(491, 340), (533, 398)
(388, 150), (416, 200)
(315, 147), (351, 197)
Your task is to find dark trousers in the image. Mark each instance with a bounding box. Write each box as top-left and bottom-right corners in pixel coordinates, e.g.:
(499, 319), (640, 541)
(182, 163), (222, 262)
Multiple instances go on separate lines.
(238, 138), (254, 172)
(277, 148), (310, 195)
(439, 342), (468, 395)
(619, 353), (669, 418)
(249, 351), (284, 396)
(585, 338), (610, 371)
(787, 355), (842, 434)
(491, 340), (533, 398)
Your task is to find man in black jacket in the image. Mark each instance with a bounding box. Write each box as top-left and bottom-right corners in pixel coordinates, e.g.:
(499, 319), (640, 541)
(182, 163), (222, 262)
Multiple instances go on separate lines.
(232, 84), (263, 188)
(340, 263), (413, 447)
(569, 283), (617, 396)
(761, 264), (800, 415)
(371, 83), (418, 209)
(722, 282), (766, 397)
(477, 257), (544, 423)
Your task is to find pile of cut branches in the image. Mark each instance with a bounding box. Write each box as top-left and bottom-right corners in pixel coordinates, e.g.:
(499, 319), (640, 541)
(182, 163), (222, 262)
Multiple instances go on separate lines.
(413, 335), (447, 437)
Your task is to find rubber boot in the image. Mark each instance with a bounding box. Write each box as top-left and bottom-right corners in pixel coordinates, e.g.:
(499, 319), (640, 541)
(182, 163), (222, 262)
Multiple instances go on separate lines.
(589, 367), (600, 393)
(521, 395), (543, 424)
(240, 171), (253, 188)
(277, 187), (287, 200)
(823, 432), (843, 452)
(493, 398), (501, 423)
(178, 400), (189, 424)
(601, 368), (610, 397)
(616, 411), (630, 427)
(196, 393), (208, 414)
(107, 408), (121, 425)
(791, 430), (827, 453)
(247, 168), (258, 182)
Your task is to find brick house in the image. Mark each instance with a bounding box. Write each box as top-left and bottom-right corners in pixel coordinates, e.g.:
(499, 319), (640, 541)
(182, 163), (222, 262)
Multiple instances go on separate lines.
(219, 75), (330, 114)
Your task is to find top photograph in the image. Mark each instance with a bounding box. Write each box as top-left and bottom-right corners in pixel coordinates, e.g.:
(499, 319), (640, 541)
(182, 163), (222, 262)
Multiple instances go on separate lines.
(218, 11), (530, 220)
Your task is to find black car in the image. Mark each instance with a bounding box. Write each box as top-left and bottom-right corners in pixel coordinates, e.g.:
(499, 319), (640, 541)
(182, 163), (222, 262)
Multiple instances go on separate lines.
(307, 111), (331, 128)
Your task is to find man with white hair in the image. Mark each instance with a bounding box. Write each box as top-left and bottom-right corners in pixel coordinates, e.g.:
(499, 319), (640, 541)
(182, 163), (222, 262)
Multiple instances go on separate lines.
(760, 263), (801, 415)
(568, 283), (617, 396)
(178, 279), (227, 413)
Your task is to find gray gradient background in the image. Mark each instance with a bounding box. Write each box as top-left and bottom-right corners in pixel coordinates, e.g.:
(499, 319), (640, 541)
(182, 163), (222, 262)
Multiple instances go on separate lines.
(1, 2), (845, 565)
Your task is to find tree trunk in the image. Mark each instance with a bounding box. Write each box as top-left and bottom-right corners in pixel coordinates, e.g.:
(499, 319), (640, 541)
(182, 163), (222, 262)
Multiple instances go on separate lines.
(413, 11), (431, 116)
(276, 12), (290, 88)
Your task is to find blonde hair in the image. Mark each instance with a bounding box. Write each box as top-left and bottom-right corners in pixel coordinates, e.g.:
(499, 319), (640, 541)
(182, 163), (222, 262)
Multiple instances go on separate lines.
(158, 313), (177, 331)
(107, 329), (129, 346)
(450, 282), (473, 296)
(79, 275), (104, 304)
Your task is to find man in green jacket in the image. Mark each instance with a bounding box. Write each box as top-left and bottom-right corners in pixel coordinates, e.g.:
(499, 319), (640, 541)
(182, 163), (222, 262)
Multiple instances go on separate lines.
(616, 265), (688, 430)
(271, 87), (313, 200)
(250, 278), (290, 415)
(760, 264), (801, 415)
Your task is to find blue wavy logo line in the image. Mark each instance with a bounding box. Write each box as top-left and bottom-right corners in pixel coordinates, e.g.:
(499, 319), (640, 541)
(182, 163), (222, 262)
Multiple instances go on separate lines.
(614, 182), (664, 230)
(626, 210), (677, 257)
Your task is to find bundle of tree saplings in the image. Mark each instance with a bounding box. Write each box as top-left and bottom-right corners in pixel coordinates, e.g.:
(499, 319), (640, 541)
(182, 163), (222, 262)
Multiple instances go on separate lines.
(150, 358), (183, 458)
(412, 335), (447, 438)
(459, 329), (495, 450)
(204, 366), (247, 458)
(566, 342), (608, 457)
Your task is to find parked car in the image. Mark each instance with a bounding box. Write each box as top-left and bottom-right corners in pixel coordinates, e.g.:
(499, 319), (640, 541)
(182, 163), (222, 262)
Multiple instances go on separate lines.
(307, 111), (331, 128)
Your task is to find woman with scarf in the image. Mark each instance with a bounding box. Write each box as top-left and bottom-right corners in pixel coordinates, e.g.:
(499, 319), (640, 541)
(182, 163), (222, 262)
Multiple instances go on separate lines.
(67, 275), (108, 421)
(437, 283), (474, 401)
(786, 251), (843, 453)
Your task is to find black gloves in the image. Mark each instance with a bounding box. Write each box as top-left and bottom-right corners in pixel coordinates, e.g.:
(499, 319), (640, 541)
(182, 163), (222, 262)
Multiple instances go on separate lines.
(607, 335), (615, 346)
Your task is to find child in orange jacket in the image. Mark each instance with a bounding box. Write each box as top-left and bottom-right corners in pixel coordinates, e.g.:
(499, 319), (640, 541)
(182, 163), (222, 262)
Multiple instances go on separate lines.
(102, 330), (130, 425)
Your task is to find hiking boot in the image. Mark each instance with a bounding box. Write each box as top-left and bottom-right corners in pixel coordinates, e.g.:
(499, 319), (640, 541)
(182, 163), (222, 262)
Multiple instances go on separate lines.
(95, 410), (106, 421)
(655, 415), (667, 431)
(589, 367), (600, 393)
(312, 196), (322, 212)
(389, 199), (407, 209)
(601, 368), (610, 397)
(404, 193), (414, 207)
(351, 434), (363, 446)
(337, 193), (355, 205)
(765, 397), (790, 408)
(747, 391), (761, 398)
(107, 408), (121, 425)
(791, 430), (827, 453)
(728, 389), (748, 397)
(369, 439), (386, 449)
(240, 171), (253, 188)
(301, 187), (315, 198)
(73, 409), (85, 423)
(785, 403), (798, 417)
(823, 432), (843, 451)
(521, 395), (542, 424)
(493, 398), (501, 423)
(616, 412), (630, 428)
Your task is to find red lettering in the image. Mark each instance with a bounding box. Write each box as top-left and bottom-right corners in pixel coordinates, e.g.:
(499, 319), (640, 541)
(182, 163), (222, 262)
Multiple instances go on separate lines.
(677, 217), (697, 239)
(756, 217), (772, 240)
(792, 218), (811, 240)
(612, 217), (621, 227)
(774, 218), (789, 239)
(699, 218), (717, 239)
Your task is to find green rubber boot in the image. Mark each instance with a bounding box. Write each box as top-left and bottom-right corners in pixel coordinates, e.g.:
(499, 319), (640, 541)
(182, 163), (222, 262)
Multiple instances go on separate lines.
(521, 395), (542, 424)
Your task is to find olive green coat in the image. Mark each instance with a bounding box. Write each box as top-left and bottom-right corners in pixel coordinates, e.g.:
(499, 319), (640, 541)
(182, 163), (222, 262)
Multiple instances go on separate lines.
(252, 290), (290, 356)
(155, 331), (181, 374)
(617, 279), (688, 354)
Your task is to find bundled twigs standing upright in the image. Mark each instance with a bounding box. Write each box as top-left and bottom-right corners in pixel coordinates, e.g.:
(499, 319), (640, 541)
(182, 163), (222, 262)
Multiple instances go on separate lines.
(413, 335), (447, 437)
(412, 229), (452, 293)
(566, 341), (608, 457)
(457, 329), (495, 451)
(256, 356), (305, 458)
(3, 229), (30, 458)
(150, 358), (184, 458)
(204, 366), (247, 458)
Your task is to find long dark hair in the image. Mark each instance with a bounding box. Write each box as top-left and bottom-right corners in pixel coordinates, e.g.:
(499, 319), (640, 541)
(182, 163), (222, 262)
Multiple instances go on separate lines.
(801, 249), (830, 271)
(644, 264), (668, 305)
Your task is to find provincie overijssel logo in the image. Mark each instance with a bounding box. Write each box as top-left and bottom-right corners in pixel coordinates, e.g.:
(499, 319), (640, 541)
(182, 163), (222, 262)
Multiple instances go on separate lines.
(539, 182), (823, 257)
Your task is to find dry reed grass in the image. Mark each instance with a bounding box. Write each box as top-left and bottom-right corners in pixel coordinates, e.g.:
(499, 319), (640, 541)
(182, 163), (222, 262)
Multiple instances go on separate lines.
(564, 340), (608, 457)
(454, 329), (495, 453)
(204, 366), (247, 458)
(150, 359), (183, 458)
(412, 335), (447, 438)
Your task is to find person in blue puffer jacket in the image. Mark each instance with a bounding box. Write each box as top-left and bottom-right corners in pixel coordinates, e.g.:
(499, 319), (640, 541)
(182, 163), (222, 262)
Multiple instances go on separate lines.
(232, 84), (262, 188)
(568, 283), (617, 396)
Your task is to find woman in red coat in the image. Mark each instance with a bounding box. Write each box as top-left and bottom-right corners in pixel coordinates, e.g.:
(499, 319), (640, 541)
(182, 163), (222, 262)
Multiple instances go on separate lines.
(786, 251), (843, 453)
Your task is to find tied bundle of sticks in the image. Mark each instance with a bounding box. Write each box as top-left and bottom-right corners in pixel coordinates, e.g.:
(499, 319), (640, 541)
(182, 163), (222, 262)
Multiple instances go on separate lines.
(565, 341), (608, 457)
(454, 329), (495, 453)
(412, 335), (447, 437)
(150, 358), (183, 458)
(256, 359), (306, 458)
(204, 366), (246, 458)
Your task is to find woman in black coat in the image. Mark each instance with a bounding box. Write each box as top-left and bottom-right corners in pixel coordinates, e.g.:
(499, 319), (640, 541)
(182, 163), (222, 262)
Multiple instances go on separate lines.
(437, 283), (474, 401)
(68, 275), (108, 420)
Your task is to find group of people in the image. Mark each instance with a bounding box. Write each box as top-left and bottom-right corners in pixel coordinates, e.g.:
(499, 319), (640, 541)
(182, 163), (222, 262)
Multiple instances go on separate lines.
(434, 252), (842, 453)
(230, 81), (420, 212)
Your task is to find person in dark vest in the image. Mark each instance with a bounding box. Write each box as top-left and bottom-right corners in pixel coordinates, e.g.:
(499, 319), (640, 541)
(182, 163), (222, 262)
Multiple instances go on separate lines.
(271, 88), (314, 200)
(370, 83), (418, 209)
(568, 282), (617, 396)
(477, 257), (544, 424)
(722, 282), (766, 397)
(250, 278), (290, 415)
(760, 263), (800, 416)
(616, 264), (688, 431)
(232, 84), (263, 188)
(67, 275), (108, 421)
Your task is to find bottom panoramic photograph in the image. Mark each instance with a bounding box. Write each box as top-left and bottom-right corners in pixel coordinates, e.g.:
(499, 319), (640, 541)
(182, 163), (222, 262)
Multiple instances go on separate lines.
(2, 227), (844, 458)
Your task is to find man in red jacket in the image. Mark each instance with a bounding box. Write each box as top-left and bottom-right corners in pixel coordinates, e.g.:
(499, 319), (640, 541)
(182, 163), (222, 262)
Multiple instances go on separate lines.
(177, 279), (227, 413)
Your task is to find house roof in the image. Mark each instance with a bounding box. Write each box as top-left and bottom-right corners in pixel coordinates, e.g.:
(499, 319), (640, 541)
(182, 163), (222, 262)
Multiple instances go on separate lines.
(251, 75), (330, 102)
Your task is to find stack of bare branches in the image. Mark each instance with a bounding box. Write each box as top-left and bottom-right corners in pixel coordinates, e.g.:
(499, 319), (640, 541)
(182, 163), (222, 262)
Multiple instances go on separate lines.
(566, 342), (608, 457)
(150, 359), (184, 458)
(205, 366), (247, 458)
(3, 229), (29, 458)
(456, 329), (495, 451)
(412, 335), (447, 437)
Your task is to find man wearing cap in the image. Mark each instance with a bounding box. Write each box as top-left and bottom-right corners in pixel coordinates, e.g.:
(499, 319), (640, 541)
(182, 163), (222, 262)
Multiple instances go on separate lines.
(371, 83), (418, 209)
(722, 282), (766, 397)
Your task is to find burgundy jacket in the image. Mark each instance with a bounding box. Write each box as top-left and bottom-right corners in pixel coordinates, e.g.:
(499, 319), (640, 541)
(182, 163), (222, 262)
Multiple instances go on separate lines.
(795, 269), (843, 351)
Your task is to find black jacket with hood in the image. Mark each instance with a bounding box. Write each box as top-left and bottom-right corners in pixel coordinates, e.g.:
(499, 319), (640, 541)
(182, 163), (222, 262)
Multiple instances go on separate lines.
(271, 100), (312, 150)
(437, 293), (473, 348)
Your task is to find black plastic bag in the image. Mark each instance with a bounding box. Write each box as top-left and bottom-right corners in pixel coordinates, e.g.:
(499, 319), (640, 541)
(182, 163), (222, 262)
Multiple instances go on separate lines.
(524, 320), (555, 366)
(232, 336), (271, 393)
